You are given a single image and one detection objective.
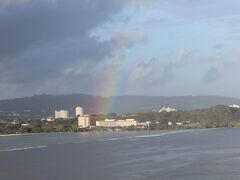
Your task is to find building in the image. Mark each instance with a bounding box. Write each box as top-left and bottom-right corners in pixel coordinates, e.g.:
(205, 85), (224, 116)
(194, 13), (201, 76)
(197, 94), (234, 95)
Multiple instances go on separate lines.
(96, 119), (116, 127)
(41, 117), (54, 122)
(78, 115), (90, 128)
(76, 107), (84, 117)
(125, 119), (137, 126)
(159, 107), (177, 113)
(229, 104), (240, 109)
(55, 110), (69, 119)
(168, 122), (173, 126)
(116, 120), (126, 127)
(96, 119), (137, 128)
(137, 122), (148, 127)
(46, 117), (54, 122)
(77, 107), (90, 128)
(21, 123), (30, 127)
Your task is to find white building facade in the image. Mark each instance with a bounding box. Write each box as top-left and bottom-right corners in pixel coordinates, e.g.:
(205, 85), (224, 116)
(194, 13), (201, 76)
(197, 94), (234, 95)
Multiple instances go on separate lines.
(55, 110), (69, 119)
(229, 104), (240, 109)
(96, 119), (137, 128)
(76, 107), (84, 117)
(77, 107), (90, 128)
(78, 115), (90, 128)
(159, 107), (177, 113)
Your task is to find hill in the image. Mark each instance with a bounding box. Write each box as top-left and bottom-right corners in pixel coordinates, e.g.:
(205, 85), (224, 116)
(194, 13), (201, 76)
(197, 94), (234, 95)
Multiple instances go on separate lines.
(0, 94), (240, 118)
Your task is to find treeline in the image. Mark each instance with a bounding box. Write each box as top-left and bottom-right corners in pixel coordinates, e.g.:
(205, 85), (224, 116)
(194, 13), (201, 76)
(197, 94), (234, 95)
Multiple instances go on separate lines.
(135, 105), (240, 129)
(0, 119), (78, 134)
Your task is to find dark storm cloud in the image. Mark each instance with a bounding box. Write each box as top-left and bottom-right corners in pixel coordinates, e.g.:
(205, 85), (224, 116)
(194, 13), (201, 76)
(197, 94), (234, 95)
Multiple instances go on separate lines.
(0, 0), (127, 59)
(0, 0), (149, 98)
(0, 0), (131, 83)
(0, 36), (111, 83)
(0, 0), (144, 98)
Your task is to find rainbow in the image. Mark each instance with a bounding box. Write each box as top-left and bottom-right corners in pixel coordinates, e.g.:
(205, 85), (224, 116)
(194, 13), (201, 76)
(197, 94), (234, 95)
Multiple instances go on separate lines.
(94, 63), (129, 114)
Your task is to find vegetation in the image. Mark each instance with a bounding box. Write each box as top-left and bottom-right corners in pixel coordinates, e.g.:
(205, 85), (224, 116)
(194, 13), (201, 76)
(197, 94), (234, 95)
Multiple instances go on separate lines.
(134, 105), (240, 129)
(1, 105), (240, 134)
(0, 118), (78, 134)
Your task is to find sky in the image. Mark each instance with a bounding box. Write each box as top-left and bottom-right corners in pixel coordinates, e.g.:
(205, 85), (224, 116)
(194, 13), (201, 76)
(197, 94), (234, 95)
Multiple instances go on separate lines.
(0, 0), (240, 99)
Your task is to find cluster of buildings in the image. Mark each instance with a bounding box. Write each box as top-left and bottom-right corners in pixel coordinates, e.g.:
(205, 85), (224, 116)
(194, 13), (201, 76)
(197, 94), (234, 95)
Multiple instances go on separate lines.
(54, 107), (137, 129)
(52, 105), (180, 129)
(53, 107), (90, 128)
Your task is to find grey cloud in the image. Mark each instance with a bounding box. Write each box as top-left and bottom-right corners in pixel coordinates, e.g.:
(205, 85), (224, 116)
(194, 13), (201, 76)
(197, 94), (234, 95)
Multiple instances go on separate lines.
(129, 58), (156, 82)
(0, 0), (128, 60)
(129, 49), (194, 86)
(171, 49), (192, 65)
(201, 62), (224, 84)
(0, 0), (30, 5)
(126, 0), (240, 31)
(110, 32), (147, 50)
(0, 0), (143, 98)
(214, 44), (225, 49)
(157, 49), (194, 83)
(0, 36), (112, 84)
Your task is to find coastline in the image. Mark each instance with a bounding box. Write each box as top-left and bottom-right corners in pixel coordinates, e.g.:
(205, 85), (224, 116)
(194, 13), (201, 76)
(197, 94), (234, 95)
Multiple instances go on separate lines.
(0, 127), (223, 137)
(0, 131), (76, 137)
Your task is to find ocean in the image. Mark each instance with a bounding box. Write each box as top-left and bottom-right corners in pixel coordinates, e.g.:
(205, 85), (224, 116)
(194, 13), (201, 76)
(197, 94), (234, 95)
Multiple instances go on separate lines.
(1, 128), (240, 180)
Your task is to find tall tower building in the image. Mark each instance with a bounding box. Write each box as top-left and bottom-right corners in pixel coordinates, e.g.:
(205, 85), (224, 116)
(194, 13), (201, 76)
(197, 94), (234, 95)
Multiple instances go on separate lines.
(76, 107), (83, 117)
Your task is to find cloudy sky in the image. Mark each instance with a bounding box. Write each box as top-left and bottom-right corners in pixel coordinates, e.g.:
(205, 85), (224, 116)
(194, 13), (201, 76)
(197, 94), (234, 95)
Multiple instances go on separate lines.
(0, 0), (240, 99)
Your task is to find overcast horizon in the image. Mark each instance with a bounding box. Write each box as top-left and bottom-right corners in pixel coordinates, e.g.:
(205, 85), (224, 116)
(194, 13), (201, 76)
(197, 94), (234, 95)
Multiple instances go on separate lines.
(1, 0), (240, 99)
(2, 93), (240, 101)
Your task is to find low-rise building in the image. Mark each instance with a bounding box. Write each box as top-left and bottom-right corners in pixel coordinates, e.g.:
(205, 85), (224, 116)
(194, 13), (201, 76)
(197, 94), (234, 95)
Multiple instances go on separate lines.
(10, 120), (19, 125)
(96, 119), (137, 128)
(159, 107), (177, 113)
(116, 120), (126, 127)
(46, 117), (54, 122)
(21, 123), (30, 127)
(125, 119), (137, 126)
(229, 104), (240, 109)
(137, 122), (148, 127)
(96, 119), (117, 127)
(42, 117), (55, 122)
(168, 122), (173, 126)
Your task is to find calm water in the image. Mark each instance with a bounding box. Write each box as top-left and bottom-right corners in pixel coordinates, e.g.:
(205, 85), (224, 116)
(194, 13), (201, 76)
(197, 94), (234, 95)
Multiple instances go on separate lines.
(1, 128), (240, 180)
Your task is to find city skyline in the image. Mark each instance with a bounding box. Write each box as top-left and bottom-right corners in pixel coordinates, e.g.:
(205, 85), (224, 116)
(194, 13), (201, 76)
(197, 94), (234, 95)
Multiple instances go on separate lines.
(0, 0), (240, 99)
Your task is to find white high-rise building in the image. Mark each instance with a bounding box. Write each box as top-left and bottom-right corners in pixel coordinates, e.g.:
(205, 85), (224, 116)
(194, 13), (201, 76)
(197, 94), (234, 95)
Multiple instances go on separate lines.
(78, 115), (90, 128)
(76, 107), (84, 117)
(55, 110), (69, 119)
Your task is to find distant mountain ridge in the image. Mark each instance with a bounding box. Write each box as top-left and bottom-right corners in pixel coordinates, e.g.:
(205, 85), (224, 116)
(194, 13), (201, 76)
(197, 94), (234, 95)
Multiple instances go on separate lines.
(0, 94), (240, 118)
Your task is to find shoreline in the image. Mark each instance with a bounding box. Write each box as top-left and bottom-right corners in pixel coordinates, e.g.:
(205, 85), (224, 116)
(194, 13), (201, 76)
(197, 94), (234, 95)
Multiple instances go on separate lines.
(0, 127), (225, 137)
(0, 131), (76, 137)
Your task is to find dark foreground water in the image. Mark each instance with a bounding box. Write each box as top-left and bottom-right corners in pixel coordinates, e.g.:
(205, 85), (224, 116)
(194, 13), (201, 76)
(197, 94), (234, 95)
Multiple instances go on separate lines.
(1, 128), (240, 180)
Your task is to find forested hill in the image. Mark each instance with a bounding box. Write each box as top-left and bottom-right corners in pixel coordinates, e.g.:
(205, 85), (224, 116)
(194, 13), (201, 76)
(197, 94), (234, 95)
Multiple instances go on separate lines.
(0, 94), (240, 118)
(135, 105), (240, 129)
